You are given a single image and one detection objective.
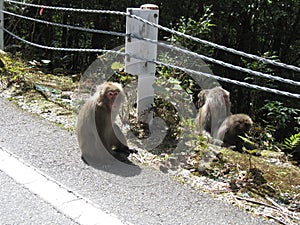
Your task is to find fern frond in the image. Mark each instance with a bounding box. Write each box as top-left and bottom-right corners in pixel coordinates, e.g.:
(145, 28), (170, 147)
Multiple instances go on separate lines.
(282, 132), (300, 150)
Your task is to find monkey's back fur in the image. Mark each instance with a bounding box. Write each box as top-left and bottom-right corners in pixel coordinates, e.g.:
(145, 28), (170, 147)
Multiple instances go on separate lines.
(196, 86), (231, 138)
(77, 94), (115, 165)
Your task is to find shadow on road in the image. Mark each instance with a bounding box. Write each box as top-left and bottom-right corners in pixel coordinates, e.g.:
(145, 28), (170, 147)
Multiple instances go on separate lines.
(81, 155), (142, 177)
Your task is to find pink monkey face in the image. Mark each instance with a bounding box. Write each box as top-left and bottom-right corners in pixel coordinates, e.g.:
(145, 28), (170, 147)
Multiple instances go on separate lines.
(105, 90), (120, 110)
(106, 90), (119, 100)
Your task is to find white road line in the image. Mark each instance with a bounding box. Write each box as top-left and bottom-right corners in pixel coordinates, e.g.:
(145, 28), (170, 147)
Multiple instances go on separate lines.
(0, 147), (130, 225)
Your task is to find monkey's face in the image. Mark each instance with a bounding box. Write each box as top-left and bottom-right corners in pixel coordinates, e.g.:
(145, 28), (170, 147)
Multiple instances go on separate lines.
(236, 118), (253, 133)
(105, 90), (121, 110)
(95, 82), (125, 112)
(243, 119), (253, 131)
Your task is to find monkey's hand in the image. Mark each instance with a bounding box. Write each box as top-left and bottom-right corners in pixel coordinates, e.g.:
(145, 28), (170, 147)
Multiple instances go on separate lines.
(115, 145), (138, 155)
(128, 148), (138, 154)
(112, 146), (138, 164)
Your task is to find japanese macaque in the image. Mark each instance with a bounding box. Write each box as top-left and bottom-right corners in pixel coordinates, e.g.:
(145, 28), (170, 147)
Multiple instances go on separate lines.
(196, 86), (231, 138)
(215, 114), (253, 151)
(77, 81), (135, 165)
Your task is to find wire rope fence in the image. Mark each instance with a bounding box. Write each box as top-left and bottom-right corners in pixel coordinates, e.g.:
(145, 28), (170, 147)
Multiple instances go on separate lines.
(1, 0), (300, 99)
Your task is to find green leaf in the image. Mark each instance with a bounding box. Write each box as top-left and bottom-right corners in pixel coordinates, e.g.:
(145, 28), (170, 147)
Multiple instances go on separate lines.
(239, 135), (255, 145)
(244, 149), (259, 155)
(282, 132), (300, 150)
(111, 62), (124, 71)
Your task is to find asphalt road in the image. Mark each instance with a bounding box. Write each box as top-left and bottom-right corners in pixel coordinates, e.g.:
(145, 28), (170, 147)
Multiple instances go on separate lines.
(0, 97), (276, 225)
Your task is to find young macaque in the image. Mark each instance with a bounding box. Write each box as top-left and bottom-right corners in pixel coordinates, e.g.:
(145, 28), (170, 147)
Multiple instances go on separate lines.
(216, 113), (254, 151)
(77, 81), (135, 165)
(196, 86), (231, 138)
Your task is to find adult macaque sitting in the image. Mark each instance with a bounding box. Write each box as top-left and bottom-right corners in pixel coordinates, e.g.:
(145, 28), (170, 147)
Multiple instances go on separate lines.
(77, 81), (136, 165)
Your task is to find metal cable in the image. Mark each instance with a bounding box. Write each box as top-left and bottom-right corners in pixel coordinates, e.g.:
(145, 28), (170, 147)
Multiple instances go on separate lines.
(156, 60), (300, 99)
(2, 27), (122, 53)
(1, 10), (126, 37)
(5, 0), (300, 72)
(3, 27), (300, 99)
(130, 34), (300, 86)
(4, 0), (127, 16)
(3, 8), (298, 86)
(0, 7), (300, 86)
(127, 13), (300, 73)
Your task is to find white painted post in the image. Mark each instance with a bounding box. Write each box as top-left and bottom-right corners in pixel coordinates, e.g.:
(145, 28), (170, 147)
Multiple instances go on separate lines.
(125, 4), (159, 123)
(0, 0), (3, 50)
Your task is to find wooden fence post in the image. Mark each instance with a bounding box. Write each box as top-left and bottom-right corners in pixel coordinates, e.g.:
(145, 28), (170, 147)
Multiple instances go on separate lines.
(0, 0), (3, 50)
(125, 4), (159, 123)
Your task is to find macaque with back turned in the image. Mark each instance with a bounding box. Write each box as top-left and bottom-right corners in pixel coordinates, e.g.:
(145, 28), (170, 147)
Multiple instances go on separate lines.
(196, 86), (231, 138)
